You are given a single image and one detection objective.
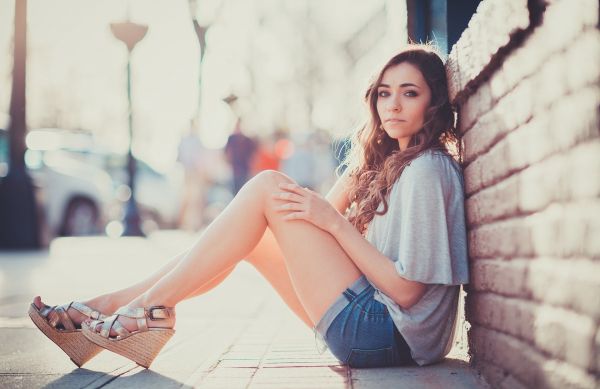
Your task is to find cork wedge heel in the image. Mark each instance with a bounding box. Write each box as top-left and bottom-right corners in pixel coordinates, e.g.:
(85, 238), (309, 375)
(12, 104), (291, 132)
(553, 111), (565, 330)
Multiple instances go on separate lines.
(28, 301), (106, 367)
(82, 306), (175, 369)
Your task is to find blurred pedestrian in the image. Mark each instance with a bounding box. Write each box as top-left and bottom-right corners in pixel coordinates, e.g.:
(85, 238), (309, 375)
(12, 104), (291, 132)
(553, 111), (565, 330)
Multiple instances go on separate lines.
(176, 121), (207, 231)
(251, 134), (280, 176)
(281, 132), (316, 190)
(224, 119), (256, 195)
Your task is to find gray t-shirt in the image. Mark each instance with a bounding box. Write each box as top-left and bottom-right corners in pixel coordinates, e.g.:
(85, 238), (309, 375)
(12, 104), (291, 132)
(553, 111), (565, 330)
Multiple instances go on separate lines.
(365, 149), (469, 366)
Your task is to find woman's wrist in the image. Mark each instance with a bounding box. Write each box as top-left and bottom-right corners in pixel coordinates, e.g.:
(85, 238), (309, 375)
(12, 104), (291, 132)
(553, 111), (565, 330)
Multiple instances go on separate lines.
(328, 213), (346, 237)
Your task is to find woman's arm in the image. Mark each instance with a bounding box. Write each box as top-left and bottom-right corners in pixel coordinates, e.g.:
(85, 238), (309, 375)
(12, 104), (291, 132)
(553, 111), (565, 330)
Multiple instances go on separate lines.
(329, 218), (427, 309)
(324, 169), (351, 214)
(275, 182), (427, 309)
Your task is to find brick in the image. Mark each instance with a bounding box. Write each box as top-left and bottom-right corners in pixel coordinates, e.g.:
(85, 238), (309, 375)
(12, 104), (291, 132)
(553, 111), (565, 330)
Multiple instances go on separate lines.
(527, 202), (600, 258)
(491, 81), (529, 138)
(508, 76), (535, 130)
(565, 28), (600, 93)
(518, 154), (567, 213)
(464, 156), (484, 195)
(470, 259), (529, 297)
(531, 53), (568, 116)
(537, 0), (597, 59)
(475, 362), (529, 389)
(518, 140), (600, 212)
(463, 109), (503, 163)
(474, 362), (508, 389)
(488, 67), (510, 103)
(543, 361), (598, 389)
(595, 326), (600, 373)
(470, 327), (598, 389)
(468, 294), (536, 341)
(532, 305), (596, 371)
(500, 34), (545, 96)
(470, 327), (548, 388)
(474, 82), (494, 119)
(478, 140), (512, 189)
(469, 220), (534, 259)
(466, 174), (519, 227)
(549, 86), (599, 153)
(585, 202), (600, 258)
(498, 375), (529, 389)
(527, 258), (600, 320)
(459, 95), (479, 135)
(568, 140), (600, 200)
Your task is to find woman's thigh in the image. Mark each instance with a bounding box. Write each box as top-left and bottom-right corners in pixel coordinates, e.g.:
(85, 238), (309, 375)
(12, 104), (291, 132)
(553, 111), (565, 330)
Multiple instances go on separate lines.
(255, 170), (364, 328)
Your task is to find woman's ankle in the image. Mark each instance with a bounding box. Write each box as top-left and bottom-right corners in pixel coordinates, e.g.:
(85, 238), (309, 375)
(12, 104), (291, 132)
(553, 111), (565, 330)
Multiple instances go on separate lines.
(84, 294), (121, 315)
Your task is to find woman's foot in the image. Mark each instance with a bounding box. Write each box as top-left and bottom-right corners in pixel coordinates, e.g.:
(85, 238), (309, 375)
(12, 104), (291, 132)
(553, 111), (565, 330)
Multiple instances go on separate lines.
(28, 297), (115, 367)
(84, 304), (176, 337)
(33, 295), (113, 329)
(81, 304), (176, 368)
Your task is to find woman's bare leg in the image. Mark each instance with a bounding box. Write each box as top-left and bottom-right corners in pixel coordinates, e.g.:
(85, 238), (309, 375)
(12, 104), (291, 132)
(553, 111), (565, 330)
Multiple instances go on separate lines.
(35, 231), (310, 329)
(99, 170), (362, 333)
(32, 251), (235, 326)
(243, 228), (313, 328)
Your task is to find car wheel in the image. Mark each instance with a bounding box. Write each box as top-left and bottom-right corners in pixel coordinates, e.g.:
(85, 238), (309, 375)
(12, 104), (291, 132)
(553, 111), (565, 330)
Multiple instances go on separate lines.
(61, 198), (99, 236)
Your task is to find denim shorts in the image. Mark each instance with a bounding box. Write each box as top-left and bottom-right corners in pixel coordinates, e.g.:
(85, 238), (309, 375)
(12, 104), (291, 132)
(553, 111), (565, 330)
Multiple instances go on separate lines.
(314, 275), (414, 368)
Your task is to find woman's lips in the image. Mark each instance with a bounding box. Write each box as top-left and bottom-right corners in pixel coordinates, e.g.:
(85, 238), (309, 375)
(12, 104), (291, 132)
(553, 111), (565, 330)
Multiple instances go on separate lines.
(385, 118), (406, 123)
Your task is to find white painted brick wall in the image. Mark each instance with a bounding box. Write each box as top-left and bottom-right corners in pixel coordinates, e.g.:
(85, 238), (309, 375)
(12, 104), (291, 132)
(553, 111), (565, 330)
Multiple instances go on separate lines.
(448, 0), (600, 387)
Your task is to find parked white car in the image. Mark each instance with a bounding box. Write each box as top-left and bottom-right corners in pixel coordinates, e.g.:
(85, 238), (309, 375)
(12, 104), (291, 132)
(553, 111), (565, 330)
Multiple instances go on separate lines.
(26, 149), (114, 236)
(26, 128), (184, 232)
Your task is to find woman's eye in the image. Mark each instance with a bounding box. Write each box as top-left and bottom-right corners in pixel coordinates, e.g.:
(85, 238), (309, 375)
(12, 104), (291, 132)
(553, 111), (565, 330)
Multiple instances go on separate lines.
(404, 90), (418, 97)
(378, 90), (390, 98)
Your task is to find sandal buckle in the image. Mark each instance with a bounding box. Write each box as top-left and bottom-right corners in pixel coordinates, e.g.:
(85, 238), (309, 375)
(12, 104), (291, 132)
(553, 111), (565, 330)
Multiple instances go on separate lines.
(146, 306), (169, 320)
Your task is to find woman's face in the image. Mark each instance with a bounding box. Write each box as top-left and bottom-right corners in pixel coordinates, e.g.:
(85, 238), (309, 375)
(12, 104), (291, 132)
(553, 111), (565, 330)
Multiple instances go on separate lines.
(376, 62), (432, 151)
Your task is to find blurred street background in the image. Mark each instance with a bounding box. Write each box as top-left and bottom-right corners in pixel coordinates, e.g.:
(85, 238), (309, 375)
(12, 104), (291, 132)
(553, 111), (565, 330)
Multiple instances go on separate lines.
(0, 0), (409, 244)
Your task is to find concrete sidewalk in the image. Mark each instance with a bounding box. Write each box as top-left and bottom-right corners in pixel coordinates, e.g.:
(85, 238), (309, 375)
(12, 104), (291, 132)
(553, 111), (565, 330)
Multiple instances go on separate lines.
(0, 232), (489, 388)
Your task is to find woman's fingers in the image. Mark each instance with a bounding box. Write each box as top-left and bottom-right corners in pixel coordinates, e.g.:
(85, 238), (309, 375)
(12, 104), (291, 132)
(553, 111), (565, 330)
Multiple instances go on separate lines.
(274, 202), (304, 212)
(278, 182), (308, 195)
(282, 211), (305, 220)
(272, 191), (304, 203)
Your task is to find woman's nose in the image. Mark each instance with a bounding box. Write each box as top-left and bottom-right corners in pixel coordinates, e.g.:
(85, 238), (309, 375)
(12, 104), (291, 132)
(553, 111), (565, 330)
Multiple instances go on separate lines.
(388, 97), (402, 111)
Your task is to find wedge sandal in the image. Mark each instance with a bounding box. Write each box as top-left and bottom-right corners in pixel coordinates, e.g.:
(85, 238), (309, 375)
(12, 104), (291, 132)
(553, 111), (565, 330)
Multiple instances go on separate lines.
(28, 301), (106, 367)
(82, 305), (175, 369)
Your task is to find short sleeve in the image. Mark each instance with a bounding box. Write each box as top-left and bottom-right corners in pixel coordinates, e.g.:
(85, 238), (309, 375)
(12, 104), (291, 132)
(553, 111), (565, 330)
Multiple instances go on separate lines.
(393, 154), (469, 285)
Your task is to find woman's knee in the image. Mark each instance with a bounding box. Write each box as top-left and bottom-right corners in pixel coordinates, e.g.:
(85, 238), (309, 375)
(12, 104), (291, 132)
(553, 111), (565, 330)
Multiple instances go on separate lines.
(252, 170), (295, 189)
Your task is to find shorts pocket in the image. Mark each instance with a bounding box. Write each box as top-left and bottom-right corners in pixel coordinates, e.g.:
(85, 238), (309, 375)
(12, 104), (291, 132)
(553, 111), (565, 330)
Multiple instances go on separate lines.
(346, 347), (393, 368)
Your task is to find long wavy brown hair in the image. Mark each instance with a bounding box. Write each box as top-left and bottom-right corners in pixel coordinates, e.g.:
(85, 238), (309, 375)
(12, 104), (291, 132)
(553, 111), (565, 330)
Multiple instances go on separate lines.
(342, 45), (461, 235)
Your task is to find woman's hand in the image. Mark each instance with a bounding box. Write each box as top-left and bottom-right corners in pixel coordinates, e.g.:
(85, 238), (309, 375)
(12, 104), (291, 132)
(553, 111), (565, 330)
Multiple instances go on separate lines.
(272, 183), (344, 233)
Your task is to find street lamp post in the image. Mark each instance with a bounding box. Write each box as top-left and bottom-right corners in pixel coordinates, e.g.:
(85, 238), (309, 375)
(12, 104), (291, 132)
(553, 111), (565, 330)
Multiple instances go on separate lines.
(0, 0), (40, 249)
(110, 21), (147, 237)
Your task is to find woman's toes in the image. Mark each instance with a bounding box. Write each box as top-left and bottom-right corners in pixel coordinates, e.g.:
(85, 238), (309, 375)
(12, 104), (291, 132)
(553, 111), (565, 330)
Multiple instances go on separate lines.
(33, 296), (43, 310)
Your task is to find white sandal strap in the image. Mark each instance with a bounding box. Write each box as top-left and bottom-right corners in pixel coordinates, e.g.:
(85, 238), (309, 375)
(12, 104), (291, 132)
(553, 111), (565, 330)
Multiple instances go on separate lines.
(56, 306), (76, 331)
(99, 316), (118, 338)
(114, 306), (145, 318)
(70, 301), (105, 320)
(110, 319), (130, 338)
(90, 306), (175, 339)
(114, 306), (175, 321)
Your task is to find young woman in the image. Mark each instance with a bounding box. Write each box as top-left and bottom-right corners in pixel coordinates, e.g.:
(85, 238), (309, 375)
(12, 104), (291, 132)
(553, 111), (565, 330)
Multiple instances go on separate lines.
(29, 45), (469, 369)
